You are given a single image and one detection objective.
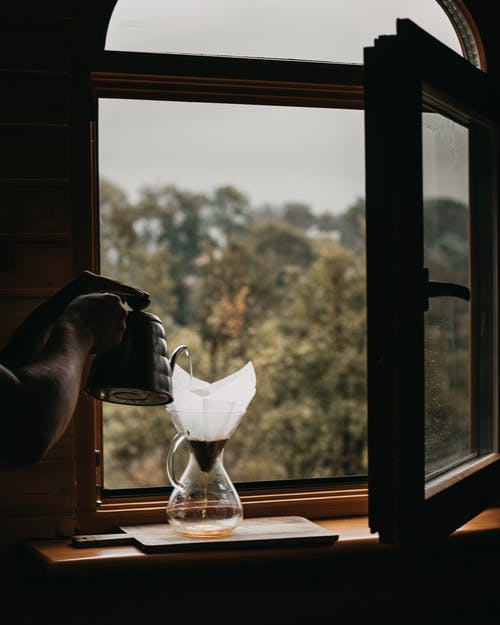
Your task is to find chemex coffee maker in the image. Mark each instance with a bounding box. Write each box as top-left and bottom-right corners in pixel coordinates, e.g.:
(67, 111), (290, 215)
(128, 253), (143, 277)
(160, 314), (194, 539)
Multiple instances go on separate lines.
(85, 295), (188, 406)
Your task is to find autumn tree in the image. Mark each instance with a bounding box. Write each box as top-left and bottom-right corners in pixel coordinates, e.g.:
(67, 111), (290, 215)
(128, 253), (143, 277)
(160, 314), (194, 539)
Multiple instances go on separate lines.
(231, 237), (367, 479)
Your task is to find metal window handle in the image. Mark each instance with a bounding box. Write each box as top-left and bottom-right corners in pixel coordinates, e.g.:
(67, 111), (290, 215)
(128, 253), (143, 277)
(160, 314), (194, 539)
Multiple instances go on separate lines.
(422, 267), (470, 311)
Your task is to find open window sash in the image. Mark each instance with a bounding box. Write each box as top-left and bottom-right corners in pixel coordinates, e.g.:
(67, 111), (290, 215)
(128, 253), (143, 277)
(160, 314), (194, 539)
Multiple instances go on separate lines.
(365, 19), (500, 548)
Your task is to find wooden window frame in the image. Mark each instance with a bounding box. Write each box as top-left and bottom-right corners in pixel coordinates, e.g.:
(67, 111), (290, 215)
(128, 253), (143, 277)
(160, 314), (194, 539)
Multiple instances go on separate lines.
(365, 19), (500, 549)
(73, 52), (370, 534)
(71, 4), (485, 539)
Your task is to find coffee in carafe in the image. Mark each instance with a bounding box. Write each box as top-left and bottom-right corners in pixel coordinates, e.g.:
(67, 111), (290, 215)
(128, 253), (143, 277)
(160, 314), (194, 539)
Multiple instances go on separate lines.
(188, 439), (228, 473)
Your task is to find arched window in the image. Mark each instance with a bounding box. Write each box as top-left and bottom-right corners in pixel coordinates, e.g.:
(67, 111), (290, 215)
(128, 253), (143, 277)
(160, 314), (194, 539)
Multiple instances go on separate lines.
(83, 1), (495, 545)
(98, 1), (480, 218)
(105, 0), (465, 63)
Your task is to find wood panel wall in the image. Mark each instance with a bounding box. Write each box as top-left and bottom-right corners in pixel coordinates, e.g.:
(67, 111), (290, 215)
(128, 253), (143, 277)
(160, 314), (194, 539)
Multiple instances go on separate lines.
(0, 3), (78, 560)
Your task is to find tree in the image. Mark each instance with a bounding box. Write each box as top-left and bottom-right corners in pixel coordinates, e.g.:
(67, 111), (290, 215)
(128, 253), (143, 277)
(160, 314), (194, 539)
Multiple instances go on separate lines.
(282, 201), (315, 230)
(206, 185), (251, 244)
(99, 178), (369, 486)
(100, 178), (139, 274)
(242, 239), (367, 478)
(249, 219), (315, 282)
(134, 184), (207, 324)
(191, 239), (275, 380)
(329, 197), (366, 253)
(99, 179), (178, 321)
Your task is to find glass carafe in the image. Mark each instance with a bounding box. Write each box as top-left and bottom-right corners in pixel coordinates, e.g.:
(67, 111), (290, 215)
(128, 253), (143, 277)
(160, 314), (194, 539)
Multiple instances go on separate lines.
(165, 409), (245, 538)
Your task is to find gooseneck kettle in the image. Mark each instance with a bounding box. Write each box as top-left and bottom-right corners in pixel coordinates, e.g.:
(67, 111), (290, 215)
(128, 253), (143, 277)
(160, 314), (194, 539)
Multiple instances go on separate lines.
(85, 295), (188, 406)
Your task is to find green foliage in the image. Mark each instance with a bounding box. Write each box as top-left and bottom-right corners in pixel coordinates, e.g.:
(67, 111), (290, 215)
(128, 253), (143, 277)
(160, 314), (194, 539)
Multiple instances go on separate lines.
(98, 179), (467, 488)
(208, 185), (251, 242)
(244, 240), (367, 478)
(282, 202), (315, 230)
(191, 240), (275, 380)
(249, 219), (315, 276)
(322, 197), (365, 252)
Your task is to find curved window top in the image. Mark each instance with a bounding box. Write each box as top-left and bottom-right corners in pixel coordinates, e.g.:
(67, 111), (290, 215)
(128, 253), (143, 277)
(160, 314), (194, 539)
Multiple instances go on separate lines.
(105, 0), (465, 64)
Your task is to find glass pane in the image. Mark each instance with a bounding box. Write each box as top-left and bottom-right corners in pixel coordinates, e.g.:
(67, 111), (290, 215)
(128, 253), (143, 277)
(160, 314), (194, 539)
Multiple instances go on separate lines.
(105, 0), (462, 62)
(422, 111), (472, 479)
(424, 298), (472, 477)
(99, 99), (367, 489)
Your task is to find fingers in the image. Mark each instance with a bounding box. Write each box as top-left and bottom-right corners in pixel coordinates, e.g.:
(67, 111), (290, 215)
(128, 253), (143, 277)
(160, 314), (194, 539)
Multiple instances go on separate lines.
(66, 292), (130, 354)
(76, 271), (151, 301)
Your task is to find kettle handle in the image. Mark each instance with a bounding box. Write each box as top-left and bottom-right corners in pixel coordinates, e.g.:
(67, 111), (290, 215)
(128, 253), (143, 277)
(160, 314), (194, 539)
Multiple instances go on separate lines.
(170, 344), (190, 371)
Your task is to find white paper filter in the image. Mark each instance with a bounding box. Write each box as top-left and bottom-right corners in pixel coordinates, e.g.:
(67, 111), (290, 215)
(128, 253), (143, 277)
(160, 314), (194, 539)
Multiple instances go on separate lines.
(167, 361), (256, 440)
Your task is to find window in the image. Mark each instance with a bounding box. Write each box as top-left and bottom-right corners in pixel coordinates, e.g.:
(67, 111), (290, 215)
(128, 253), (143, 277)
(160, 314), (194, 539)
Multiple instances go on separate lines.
(366, 19), (499, 547)
(98, 100), (368, 490)
(75, 1), (487, 533)
(90, 55), (370, 520)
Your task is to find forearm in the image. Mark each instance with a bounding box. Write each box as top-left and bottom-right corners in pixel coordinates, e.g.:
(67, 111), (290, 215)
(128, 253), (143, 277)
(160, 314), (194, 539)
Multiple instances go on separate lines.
(0, 270), (148, 369)
(2, 319), (93, 464)
(0, 284), (81, 369)
(0, 277), (142, 464)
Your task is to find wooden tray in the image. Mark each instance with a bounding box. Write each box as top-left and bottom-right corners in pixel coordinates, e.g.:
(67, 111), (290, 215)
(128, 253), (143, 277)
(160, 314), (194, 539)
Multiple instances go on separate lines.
(73, 516), (338, 553)
(120, 516), (338, 553)
(123, 516), (338, 553)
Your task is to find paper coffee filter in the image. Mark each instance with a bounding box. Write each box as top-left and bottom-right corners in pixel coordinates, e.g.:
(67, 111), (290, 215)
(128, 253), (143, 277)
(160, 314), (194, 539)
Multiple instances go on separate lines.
(167, 361), (256, 440)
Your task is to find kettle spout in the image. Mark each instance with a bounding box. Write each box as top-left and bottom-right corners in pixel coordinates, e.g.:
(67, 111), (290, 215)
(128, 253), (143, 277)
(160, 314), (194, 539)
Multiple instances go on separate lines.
(170, 344), (190, 372)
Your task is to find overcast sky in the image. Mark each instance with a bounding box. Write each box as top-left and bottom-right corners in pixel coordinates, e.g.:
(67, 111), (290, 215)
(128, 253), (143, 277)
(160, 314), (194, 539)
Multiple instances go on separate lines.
(99, 1), (462, 215)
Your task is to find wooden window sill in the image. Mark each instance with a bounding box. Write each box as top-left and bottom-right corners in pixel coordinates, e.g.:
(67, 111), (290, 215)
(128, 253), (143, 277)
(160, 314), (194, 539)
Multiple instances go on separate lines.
(17, 506), (500, 578)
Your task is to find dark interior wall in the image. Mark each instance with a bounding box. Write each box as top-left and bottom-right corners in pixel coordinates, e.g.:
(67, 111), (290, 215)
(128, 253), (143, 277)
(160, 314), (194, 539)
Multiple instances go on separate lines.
(0, 1), (79, 560)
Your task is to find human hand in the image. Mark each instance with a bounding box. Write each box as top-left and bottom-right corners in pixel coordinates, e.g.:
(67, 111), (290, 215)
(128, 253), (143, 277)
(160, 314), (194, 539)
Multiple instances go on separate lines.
(61, 292), (129, 353)
(59, 270), (150, 306)
(0, 272), (149, 369)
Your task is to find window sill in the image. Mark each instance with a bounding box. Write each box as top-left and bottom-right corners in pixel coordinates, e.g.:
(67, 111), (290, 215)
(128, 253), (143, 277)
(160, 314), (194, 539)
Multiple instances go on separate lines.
(17, 506), (500, 578)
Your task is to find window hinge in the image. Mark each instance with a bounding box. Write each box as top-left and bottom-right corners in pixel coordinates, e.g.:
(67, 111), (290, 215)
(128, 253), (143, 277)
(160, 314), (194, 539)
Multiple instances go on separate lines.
(94, 448), (101, 467)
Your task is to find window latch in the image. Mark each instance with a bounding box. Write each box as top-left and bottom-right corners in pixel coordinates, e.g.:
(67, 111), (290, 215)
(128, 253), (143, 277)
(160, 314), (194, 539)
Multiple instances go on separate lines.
(422, 267), (470, 311)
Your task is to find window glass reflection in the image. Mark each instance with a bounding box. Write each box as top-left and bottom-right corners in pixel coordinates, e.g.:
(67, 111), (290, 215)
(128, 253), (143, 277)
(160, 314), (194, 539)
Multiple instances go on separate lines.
(423, 112), (471, 479)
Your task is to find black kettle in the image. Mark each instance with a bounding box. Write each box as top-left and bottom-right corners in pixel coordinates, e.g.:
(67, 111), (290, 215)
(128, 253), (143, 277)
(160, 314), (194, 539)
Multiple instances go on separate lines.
(85, 296), (188, 406)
